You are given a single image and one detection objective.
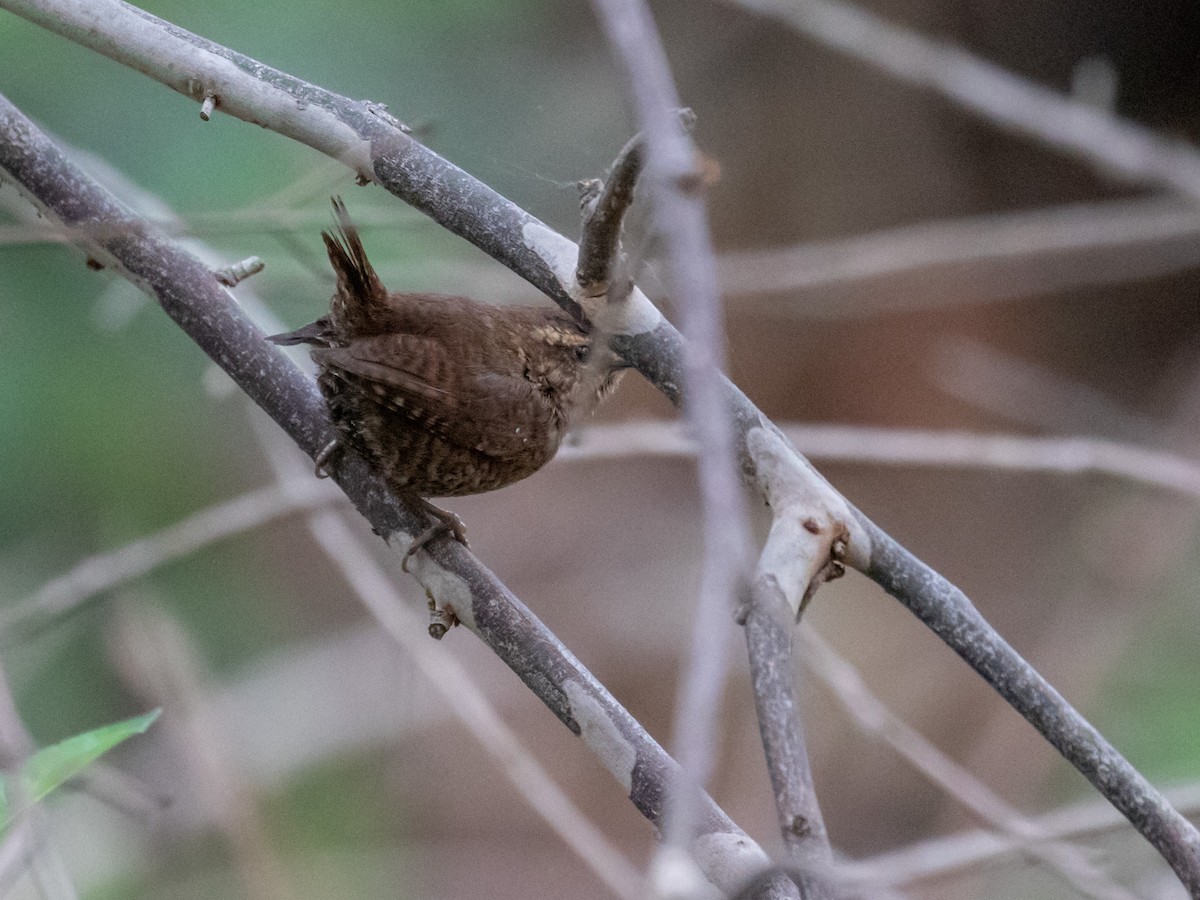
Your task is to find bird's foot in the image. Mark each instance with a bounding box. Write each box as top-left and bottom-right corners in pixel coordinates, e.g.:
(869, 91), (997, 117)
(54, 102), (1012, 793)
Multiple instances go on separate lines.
(401, 500), (470, 573)
(313, 439), (341, 478)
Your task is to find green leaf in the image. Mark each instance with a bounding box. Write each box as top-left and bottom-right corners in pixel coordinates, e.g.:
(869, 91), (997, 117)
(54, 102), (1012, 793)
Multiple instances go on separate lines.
(18, 709), (161, 809)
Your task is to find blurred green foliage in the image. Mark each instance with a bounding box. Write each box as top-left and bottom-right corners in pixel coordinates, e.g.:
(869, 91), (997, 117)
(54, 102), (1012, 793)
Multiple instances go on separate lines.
(0, 709), (160, 825)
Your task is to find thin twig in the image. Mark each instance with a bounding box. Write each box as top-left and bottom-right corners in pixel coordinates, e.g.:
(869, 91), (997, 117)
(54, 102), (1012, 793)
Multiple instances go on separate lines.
(716, 196), (1200, 316)
(0, 204), (424, 248)
(933, 336), (1159, 441)
(588, 2), (762, 897)
(0, 479), (342, 641)
(557, 421), (1200, 500)
(722, 0), (1200, 200)
(16, 194), (1200, 325)
(859, 781), (1200, 887)
(803, 632), (1143, 900)
(576, 131), (644, 299)
(576, 109), (695, 302)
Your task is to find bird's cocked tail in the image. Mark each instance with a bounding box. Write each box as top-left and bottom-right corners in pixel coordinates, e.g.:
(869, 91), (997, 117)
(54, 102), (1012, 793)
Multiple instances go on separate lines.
(265, 197), (390, 348)
(323, 196), (390, 333)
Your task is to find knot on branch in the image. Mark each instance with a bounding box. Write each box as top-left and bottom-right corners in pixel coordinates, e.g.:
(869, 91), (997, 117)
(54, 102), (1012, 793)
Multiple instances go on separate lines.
(786, 814), (813, 839)
(798, 525), (850, 619)
(747, 426), (870, 621)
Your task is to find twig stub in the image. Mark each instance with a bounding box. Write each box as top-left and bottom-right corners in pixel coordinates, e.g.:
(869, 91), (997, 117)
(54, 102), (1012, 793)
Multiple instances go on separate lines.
(575, 132), (645, 301)
(214, 256), (264, 287)
(199, 92), (217, 121)
(748, 425), (869, 620)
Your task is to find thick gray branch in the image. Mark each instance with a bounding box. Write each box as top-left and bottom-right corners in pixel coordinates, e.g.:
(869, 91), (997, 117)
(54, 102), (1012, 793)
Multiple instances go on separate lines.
(741, 584), (835, 898)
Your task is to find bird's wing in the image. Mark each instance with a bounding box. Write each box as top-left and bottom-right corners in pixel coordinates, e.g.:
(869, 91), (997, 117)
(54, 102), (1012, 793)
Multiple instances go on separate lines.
(314, 335), (557, 459)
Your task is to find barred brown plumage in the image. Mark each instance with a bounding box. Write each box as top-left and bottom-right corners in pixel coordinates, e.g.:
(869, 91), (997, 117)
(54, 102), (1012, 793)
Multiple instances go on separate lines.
(268, 198), (626, 565)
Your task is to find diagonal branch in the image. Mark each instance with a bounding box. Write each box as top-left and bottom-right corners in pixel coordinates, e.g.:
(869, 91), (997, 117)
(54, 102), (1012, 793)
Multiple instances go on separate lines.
(3, 0), (1199, 890)
(243, 402), (644, 899)
(307, 509), (645, 900)
(555, 421), (1200, 500)
(859, 781), (1200, 887)
(0, 479), (342, 641)
(803, 632), (1142, 900)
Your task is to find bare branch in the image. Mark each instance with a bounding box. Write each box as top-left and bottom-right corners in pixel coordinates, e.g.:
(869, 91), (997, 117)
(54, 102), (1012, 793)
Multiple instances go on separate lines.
(19, 194), (1200, 325)
(4, 1), (1198, 887)
(240, 401), (644, 899)
(860, 528), (1200, 893)
(0, 479), (341, 641)
(110, 605), (294, 900)
(717, 196), (1200, 316)
(307, 509), (644, 900)
(735, 427), (864, 897)
(576, 131), (644, 299)
(588, 3), (762, 896)
(933, 336), (1159, 440)
(557, 421), (1200, 500)
(740, 589), (836, 899)
(803, 633), (1142, 900)
(861, 781), (1200, 886)
(576, 109), (696, 302)
(0, 202), (424, 248)
(722, 0), (1200, 200)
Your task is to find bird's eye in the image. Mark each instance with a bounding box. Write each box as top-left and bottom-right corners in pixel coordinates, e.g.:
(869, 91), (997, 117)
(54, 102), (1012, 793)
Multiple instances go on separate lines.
(574, 343), (592, 364)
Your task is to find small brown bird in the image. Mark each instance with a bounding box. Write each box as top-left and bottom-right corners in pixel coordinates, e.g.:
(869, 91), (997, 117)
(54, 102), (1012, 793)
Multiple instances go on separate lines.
(269, 198), (626, 564)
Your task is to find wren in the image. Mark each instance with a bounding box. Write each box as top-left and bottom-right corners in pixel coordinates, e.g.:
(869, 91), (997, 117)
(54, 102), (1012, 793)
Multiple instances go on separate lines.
(269, 198), (626, 564)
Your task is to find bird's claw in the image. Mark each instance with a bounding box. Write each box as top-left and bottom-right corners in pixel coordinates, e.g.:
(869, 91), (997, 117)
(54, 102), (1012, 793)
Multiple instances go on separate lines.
(313, 439), (340, 478)
(401, 507), (470, 573)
